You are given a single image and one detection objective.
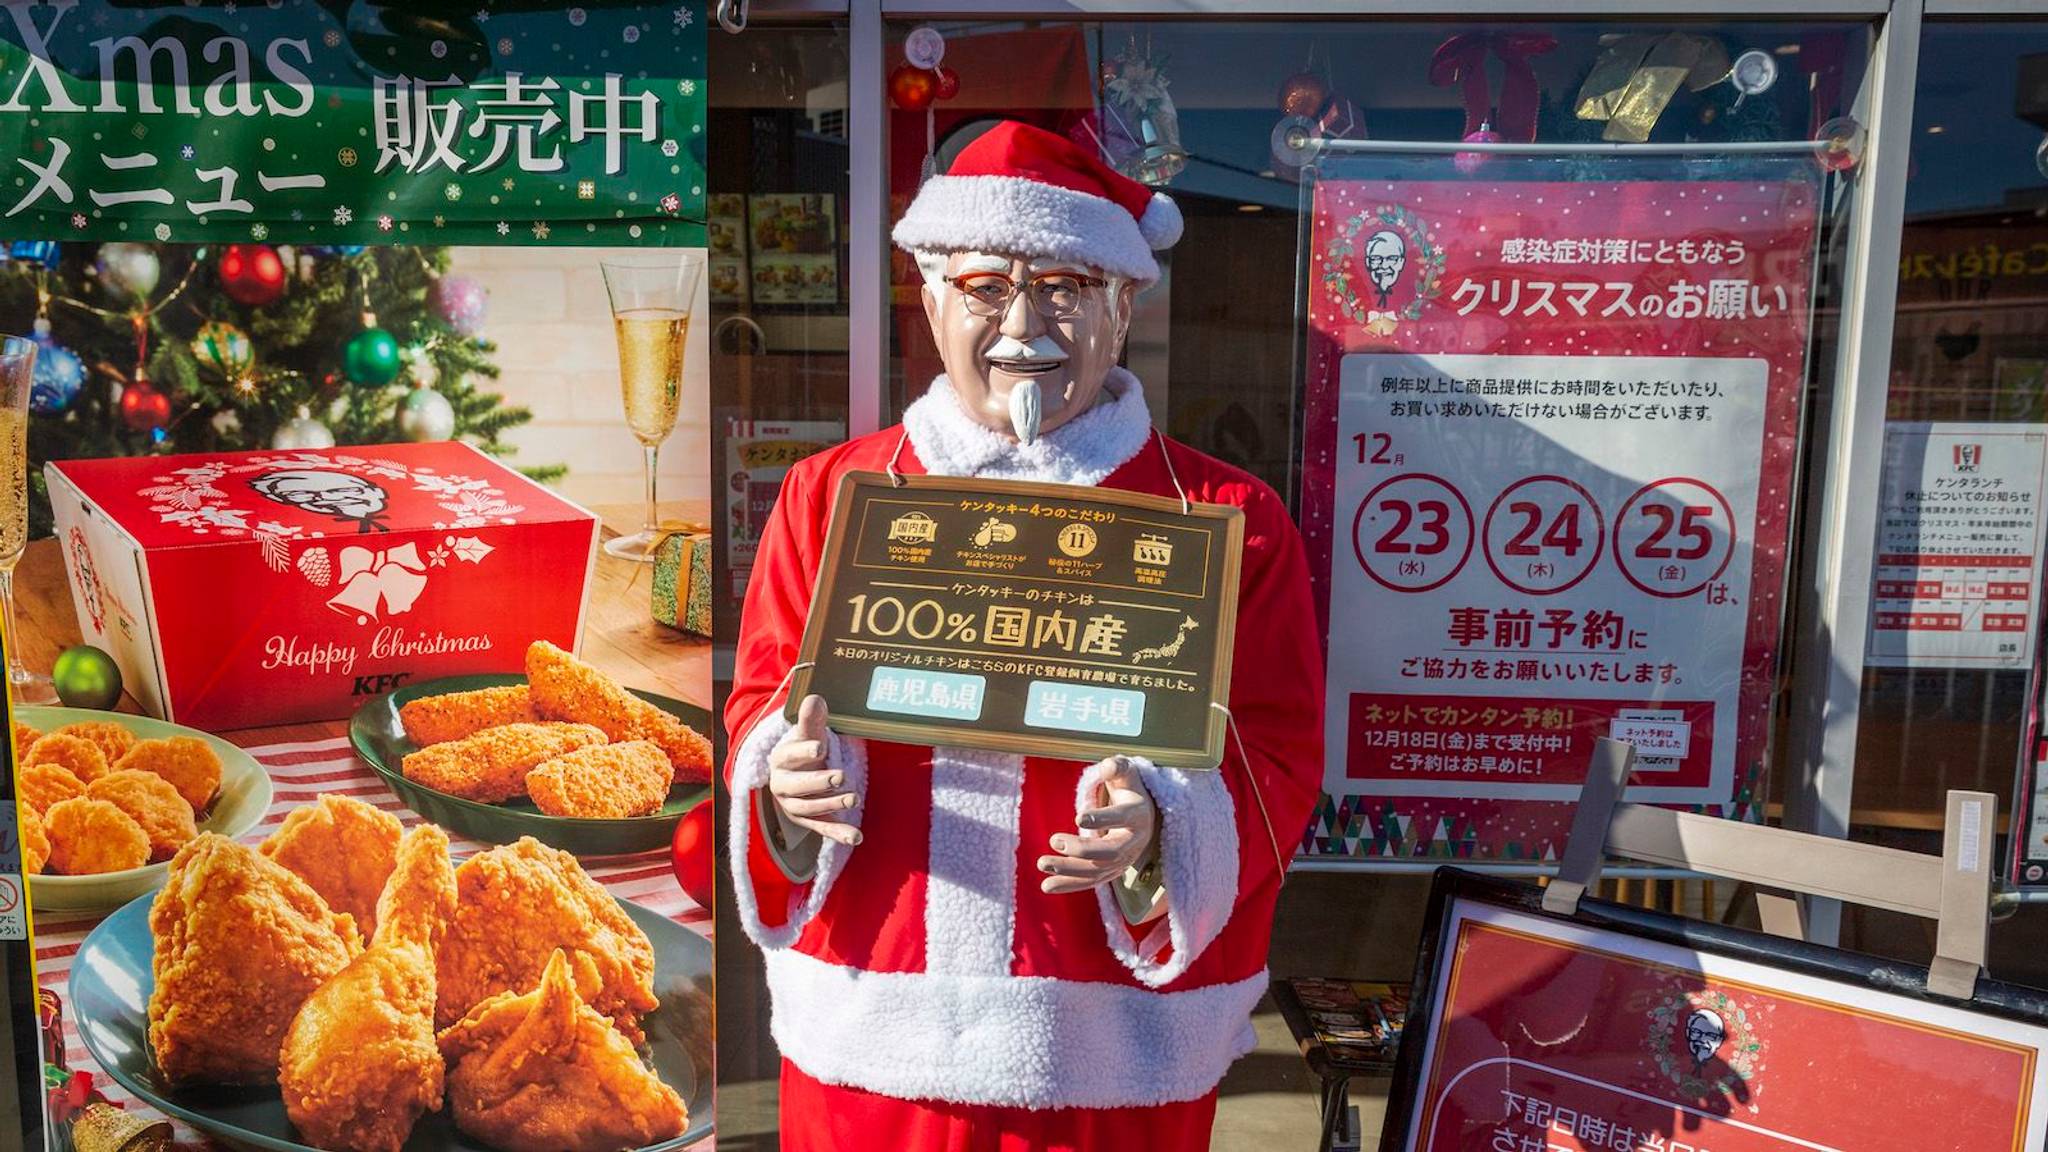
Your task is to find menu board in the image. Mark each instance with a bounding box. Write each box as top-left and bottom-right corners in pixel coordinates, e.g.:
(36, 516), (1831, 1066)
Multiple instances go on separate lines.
(748, 193), (838, 304)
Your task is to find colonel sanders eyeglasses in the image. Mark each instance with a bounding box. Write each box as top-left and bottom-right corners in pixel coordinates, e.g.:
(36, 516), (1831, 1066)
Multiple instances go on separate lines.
(942, 270), (1109, 321)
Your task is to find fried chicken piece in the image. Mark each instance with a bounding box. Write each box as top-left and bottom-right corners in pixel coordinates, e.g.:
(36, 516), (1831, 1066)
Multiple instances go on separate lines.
(50, 721), (138, 767)
(20, 805), (47, 876)
(43, 797), (150, 875)
(11, 721), (39, 756)
(435, 837), (657, 1037)
(88, 770), (197, 861)
(24, 734), (108, 784)
(261, 794), (403, 937)
(18, 763), (84, 815)
(113, 736), (222, 813)
(281, 824), (458, 1152)
(526, 641), (713, 784)
(148, 835), (362, 1086)
(439, 949), (686, 1152)
(401, 722), (608, 804)
(526, 741), (672, 819)
(400, 685), (540, 747)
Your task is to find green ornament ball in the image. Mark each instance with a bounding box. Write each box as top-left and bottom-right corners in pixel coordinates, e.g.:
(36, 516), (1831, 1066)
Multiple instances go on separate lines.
(53, 644), (122, 710)
(343, 325), (402, 386)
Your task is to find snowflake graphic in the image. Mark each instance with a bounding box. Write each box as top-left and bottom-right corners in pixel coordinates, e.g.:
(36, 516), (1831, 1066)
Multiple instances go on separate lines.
(377, 214), (395, 232)
(659, 192), (681, 215)
(433, 214), (445, 228)
(430, 39), (448, 59)
(251, 223), (269, 240)
(69, 213), (86, 230)
(678, 79), (697, 97)
(333, 206), (353, 225)
(338, 146), (358, 167)
(323, 28), (342, 48)
(673, 6), (692, 29)
(501, 177), (516, 191)
(497, 37), (514, 55)
(445, 183), (463, 202)
(496, 221), (510, 236)
(661, 139), (679, 158)
(568, 7), (586, 25)
(531, 221), (551, 240)
(475, 8), (489, 21)
(577, 180), (595, 200)
(153, 222), (171, 241)
(623, 25), (640, 43)
(180, 144), (195, 160)
(222, 0), (236, 13)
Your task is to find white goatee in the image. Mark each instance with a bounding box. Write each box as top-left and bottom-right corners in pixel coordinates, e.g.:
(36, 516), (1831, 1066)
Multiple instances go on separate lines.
(1008, 379), (1043, 446)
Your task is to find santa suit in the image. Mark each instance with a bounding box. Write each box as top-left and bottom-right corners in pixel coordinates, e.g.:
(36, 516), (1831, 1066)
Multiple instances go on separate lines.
(725, 370), (1326, 1152)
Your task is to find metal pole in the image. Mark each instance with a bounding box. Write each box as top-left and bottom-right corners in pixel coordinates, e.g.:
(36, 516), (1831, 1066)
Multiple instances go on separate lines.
(848, 0), (887, 438)
(1311, 138), (1841, 158)
(1783, 0), (1923, 947)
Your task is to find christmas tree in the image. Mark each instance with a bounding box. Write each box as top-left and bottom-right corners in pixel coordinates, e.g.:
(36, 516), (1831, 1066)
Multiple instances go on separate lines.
(0, 241), (563, 539)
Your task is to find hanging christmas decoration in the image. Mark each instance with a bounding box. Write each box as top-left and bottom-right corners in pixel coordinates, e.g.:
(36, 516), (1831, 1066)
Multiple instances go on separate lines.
(934, 66), (960, 101)
(117, 376), (171, 433)
(1431, 32), (1557, 144)
(1573, 33), (1728, 143)
(52, 644), (123, 710)
(95, 242), (161, 298)
(429, 274), (490, 336)
(888, 63), (937, 111)
(191, 320), (255, 379)
(1454, 121), (1504, 175)
(343, 313), (402, 386)
(28, 318), (84, 415)
(273, 404), (336, 450)
(218, 243), (287, 307)
(1267, 47), (1365, 180)
(1099, 38), (1186, 186)
(8, 240), (59, 268)
(397, 383), (457, 441)
(1277, 71), (1329, 118)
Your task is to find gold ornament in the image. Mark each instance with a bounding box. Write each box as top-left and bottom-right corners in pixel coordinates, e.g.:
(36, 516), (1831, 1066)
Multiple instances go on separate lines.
(68, 1104), (173, 1152)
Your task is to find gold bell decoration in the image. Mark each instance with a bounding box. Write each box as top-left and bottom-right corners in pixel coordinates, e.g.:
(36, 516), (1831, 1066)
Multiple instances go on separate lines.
(1575, 33), (1732, 143)
(68, 1103), (174, 1152)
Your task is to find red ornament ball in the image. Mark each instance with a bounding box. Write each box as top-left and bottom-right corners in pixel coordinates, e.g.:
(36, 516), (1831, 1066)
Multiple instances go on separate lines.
(935, 66), (960, 100)
(1278, 71), (1329, 117)
(218, 243), (286, 307)
(671, 802), (714, 909)
(889, 63), (937, 111)
(119, 381), (171, 432)
(1454, 127), (1502, 175)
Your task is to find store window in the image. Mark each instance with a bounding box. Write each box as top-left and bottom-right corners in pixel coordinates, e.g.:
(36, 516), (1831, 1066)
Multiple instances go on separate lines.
(1868, 22), (2048, 883)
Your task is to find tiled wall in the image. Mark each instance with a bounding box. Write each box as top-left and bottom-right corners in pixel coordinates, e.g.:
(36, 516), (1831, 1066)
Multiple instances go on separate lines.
(446, 246), (710, 512)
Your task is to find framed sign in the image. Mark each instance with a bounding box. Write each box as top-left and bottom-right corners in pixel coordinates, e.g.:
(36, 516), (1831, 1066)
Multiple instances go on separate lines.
(1386, 870), (2048, 1152)
(1299, 151), (1827, 863)
(788, 472), (1244, 769)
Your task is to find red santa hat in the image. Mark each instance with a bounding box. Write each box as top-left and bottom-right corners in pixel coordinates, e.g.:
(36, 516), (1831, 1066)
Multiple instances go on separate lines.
(892, 120), (1184, 285)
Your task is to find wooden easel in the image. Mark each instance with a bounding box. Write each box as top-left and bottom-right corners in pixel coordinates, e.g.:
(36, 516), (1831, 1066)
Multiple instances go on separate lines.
(1543, 738), (1997, 999)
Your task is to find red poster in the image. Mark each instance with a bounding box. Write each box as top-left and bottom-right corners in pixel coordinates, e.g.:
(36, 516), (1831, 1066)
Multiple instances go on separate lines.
(1301, 164), (1820, 861)
(1403, 900), (2048, 1152)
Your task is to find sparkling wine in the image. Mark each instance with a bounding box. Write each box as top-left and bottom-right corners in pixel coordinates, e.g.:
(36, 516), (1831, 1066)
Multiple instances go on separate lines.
(615, 309), (688, 445)
(0, 407), (25, 567)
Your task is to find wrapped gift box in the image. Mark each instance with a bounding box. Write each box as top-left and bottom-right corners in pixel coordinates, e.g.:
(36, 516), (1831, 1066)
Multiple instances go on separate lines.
(45, 442), (598, 730)
(651, 525), (711, 637)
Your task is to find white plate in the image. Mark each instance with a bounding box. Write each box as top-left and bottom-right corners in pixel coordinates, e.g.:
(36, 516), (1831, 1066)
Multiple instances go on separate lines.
(17, 707), (274, 915)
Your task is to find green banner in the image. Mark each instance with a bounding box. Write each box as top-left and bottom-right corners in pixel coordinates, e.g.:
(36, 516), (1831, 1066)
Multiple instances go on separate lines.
(0, 2), (706, 246)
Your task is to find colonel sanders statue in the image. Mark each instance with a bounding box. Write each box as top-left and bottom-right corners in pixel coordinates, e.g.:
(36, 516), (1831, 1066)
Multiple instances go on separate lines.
(725, 120), (1324, 1152)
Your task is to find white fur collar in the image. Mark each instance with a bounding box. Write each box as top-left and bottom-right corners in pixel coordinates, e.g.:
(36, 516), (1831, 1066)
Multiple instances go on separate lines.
(902, 367), (1154, 486)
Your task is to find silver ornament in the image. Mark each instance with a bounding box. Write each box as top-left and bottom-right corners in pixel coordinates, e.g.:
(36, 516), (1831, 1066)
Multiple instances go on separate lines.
(95, 242), (162, 298)
(272, 406), (335, 450)
(397, 385), (456, 441)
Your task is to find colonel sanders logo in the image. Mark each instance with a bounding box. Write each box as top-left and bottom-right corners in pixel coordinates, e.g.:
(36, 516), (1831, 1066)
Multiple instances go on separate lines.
(1684, 1008), (1726, 1070)
(1645, 990), (1765, 1113)
(249, 469), (392, 533)
(1365, 229), (1406, 308)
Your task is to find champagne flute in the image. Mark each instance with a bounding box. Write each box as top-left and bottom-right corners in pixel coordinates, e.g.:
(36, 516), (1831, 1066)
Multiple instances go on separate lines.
(0, 335), (55, 704)
(601, 254), (706, 562)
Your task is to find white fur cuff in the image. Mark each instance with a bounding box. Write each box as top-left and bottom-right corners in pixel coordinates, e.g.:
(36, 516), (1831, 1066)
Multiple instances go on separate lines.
(1082, 756), (1240, 988)
(728, 708), (867, 950)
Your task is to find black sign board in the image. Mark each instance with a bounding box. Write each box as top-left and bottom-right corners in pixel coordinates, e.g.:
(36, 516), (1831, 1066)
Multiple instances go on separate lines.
(789, 472), (1244, 769)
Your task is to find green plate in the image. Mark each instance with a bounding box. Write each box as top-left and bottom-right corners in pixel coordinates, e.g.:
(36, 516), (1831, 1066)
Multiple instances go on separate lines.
(17, 706), (275, 915)
(351, 674), (711, 857)
(70, 886), (713, 1151)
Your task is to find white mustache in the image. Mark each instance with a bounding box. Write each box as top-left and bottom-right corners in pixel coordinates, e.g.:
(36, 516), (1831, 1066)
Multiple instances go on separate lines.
(986, 335), (1067, 363)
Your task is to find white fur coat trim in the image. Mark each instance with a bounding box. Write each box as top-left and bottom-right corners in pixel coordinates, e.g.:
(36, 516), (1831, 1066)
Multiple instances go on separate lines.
(902, 367), (1154, 487)
(729, 709), (868, 950)
(1082, 756), (1240, 988)
(925, 748), (1027, 977)
(765, 947), (1264, 1110)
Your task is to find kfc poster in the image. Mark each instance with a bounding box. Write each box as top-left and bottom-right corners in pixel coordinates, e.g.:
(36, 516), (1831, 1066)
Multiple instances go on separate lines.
(1397, 896), (2048, 1152)
(1301, 165), (1820, 861)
